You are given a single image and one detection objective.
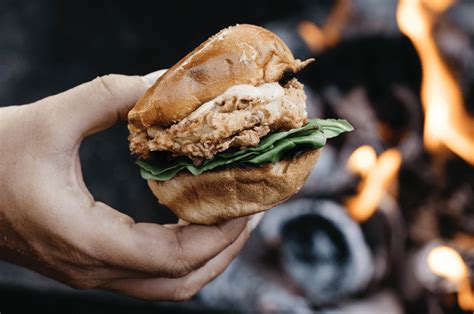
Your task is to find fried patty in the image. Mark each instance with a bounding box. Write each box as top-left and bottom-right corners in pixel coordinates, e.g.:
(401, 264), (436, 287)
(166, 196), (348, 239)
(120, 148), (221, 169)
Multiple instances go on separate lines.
(129, 79), (308, 165)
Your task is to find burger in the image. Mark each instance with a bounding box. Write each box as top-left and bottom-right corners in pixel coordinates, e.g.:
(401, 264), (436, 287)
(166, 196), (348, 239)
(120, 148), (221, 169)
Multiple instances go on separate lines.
(128, 24), (352, 224)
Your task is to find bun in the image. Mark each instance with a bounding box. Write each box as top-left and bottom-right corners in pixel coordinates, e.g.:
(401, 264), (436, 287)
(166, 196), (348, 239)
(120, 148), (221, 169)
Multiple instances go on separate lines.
(128, 24), (312, 130)
(147, 149), (321, 225)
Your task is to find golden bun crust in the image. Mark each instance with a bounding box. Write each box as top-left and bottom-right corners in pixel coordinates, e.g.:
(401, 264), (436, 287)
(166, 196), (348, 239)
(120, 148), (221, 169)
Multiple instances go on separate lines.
(147, 149), (321, 225)
(128, 24), (312, 130)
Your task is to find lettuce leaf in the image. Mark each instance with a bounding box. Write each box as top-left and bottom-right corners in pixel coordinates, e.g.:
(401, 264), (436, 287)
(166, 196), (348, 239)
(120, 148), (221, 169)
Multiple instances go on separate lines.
(137, 118), (353, 181)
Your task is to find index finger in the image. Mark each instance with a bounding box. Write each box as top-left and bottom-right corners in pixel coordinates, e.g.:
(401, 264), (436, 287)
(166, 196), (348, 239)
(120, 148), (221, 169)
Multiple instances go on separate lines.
(101, 220), (252, 301)
(90, 202), (249, 277)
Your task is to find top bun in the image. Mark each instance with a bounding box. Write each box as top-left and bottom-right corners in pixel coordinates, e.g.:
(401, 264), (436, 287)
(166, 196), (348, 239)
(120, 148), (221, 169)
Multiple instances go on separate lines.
(128, 24), (312, 130)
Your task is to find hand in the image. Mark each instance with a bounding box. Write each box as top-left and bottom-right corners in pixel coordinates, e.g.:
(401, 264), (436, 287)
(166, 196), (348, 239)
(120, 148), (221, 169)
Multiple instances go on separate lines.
(0, 71), (257, 300)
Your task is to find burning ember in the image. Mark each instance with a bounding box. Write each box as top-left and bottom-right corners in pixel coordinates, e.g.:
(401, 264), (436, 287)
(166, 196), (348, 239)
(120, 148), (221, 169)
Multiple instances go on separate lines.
(206, 0), (473, 312)
(427, 246), (468, 283)
(397, 0), (474, 165)
(193, 0), (474, 310)
(346, 144), (377, 177)
(346, 146), (402, 222)
(427, 246), (473, 311)
(297, 0), (349, 53)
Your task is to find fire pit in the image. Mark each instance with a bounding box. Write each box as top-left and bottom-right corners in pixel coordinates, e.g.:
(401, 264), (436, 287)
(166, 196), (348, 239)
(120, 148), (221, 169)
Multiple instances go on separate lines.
(198, 0), (473, 312)
(0, 0), (472, 313)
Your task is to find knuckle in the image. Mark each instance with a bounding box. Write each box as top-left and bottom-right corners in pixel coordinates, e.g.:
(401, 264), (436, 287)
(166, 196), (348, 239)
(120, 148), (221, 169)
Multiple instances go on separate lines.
(98, 73), (119, 82)
(173, 286), (199, 302)
(161, 235), (194, 278)
(67, 271), (101, 290)
(165, 257), (193, 278)
(95, 74), (120, 98)
(69, 278), (95, 290)
(70, 280), (94, 290)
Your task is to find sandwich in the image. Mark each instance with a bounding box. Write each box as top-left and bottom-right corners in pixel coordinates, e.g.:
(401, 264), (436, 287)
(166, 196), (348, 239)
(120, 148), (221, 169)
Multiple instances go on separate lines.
(128, 24), (353, 224)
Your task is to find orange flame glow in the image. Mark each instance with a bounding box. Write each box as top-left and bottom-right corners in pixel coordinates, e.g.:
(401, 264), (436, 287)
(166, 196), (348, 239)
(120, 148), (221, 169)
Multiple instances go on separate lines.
(458, 279), (474, 311)
(298, 0), (349, 53)
(346, 147), (402, 222)
(298, 21), (326, 53)
(397, 0), (474, 165)
(427, 246), (473, 311)
(346, 145), (377, 177)
(427, 246), (468, 282)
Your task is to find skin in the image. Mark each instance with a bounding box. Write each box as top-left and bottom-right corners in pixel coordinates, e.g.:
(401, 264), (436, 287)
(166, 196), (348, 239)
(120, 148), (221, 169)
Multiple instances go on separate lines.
(0, 71), (260, 301)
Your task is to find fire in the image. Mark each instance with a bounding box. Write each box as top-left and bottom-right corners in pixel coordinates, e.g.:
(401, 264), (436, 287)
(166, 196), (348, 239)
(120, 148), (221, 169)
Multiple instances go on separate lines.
(427, 246), (468, 282)
(298, 21), (326, 54)
(346, 147), (402, 222)
(458, 280), (474, 311)
(298, 0), (349, 53)
(427, 246), (473, 311)
(397, 0), (474, 165)
(346, 145), (377, 177)
(398, 1), (474, 309)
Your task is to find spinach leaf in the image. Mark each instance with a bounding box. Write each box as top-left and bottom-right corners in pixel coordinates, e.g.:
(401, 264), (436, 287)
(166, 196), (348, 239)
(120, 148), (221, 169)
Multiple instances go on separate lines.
(137, 119), (353, 181)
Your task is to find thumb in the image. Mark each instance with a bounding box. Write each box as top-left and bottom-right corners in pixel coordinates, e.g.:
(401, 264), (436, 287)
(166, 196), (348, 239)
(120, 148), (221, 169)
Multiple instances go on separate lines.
(38, 70), (165, 137)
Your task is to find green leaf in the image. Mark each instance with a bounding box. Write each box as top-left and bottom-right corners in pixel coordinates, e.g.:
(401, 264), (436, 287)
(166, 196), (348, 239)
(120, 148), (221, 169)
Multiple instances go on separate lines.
(315, 119), (354, 138)
(136, 118), (352, 181)
(246, 131), (327, 164)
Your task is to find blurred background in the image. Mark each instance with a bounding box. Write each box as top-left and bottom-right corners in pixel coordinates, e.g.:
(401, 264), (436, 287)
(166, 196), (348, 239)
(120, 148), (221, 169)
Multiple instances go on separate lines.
(0, 0), (473, 313)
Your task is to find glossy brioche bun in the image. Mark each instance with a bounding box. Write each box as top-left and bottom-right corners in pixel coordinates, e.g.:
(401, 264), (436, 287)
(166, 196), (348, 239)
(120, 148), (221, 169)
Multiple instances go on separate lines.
(147, 149), (321, 225)
(128, 24), (313, 130)
(132, 24), (318, 225)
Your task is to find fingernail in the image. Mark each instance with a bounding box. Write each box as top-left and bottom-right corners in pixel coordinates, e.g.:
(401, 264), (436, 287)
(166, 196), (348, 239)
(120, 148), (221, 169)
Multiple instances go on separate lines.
(142, 69), (167, 87)
(249, 212), (265, 231)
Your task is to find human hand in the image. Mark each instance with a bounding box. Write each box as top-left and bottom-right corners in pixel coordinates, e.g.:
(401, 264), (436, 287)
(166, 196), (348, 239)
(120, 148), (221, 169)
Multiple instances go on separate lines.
(0, 71), (258, 300)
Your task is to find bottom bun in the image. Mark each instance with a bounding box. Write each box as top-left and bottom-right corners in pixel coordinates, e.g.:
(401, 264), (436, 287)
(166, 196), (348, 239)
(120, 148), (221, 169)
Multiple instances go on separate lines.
(147, 148), (321, 225)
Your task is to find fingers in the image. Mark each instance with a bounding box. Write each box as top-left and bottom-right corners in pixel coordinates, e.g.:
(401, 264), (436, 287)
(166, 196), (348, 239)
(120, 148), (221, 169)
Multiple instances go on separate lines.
(100, 220), (252, 301)
(36, 70), (166, 139)
(169, 217), (248, 272)
(91, 202), (249, 278)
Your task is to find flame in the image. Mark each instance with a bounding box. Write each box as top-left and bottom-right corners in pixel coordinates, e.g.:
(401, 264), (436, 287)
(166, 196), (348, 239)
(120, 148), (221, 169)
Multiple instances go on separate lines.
(346, 145), (377, 177)
(298, 0), (349, 53)
(427, 246), (473, 311)
(397, 0), (474, 165)
(427, 246), (468, 282)
(425, 0), (456, 12)
(298, 21), (326, 53)
(346, 148), (402, 222)
(458, 280), (474, 311)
